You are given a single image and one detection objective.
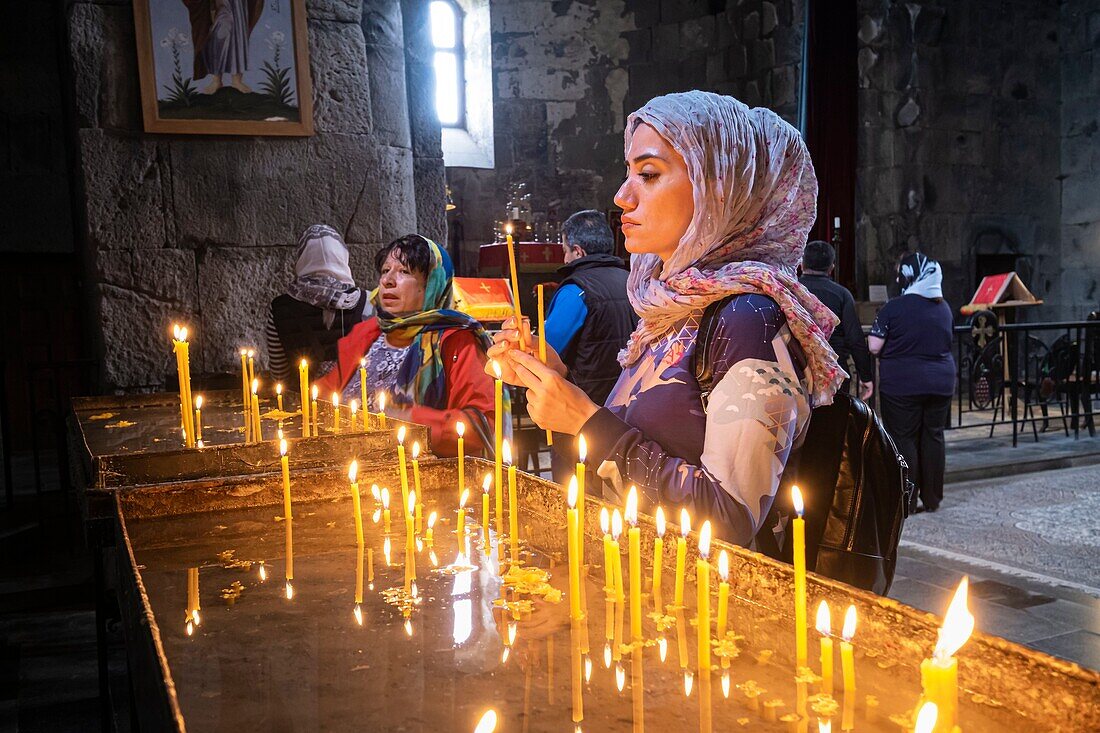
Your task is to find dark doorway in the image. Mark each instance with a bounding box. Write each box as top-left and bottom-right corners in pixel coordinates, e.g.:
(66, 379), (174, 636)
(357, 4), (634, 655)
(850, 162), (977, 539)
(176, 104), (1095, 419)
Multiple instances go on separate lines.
(802, 0), (858, 294)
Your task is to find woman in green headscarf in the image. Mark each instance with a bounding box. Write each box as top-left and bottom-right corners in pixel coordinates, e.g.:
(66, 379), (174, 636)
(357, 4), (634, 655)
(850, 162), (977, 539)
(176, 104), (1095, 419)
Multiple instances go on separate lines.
(317, 235), (497, 457)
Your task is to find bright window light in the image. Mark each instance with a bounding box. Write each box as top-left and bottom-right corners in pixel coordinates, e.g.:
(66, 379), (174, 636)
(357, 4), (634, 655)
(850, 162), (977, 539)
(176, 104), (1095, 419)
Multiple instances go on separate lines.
(429, 1), (463, 127)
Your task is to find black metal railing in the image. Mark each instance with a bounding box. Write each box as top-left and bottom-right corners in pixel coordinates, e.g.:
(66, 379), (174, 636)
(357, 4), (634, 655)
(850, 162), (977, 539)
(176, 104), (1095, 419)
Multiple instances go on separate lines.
(945, 318), (1098, 446)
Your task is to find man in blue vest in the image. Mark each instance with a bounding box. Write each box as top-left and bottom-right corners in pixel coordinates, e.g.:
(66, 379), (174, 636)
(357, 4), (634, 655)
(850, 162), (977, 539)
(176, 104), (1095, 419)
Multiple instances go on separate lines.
(544, 210), (638, 482)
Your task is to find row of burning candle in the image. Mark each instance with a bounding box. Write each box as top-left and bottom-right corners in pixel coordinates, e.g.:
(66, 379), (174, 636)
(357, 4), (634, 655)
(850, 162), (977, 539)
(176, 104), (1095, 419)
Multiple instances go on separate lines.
(561, 479), (972, 733)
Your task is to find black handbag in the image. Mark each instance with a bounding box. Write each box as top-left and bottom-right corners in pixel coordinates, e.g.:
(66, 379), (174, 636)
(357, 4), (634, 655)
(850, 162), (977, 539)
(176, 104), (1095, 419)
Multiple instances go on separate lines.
(695, 296), (912, 594)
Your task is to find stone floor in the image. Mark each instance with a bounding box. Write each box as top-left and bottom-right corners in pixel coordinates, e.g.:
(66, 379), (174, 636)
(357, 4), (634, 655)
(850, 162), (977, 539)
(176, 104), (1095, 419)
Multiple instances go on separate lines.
(890, 462), (1100, 671)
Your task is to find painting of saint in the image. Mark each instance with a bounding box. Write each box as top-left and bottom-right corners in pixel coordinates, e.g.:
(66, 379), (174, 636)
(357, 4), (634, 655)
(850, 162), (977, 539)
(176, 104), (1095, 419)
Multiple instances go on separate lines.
(133, 0), (314, 135)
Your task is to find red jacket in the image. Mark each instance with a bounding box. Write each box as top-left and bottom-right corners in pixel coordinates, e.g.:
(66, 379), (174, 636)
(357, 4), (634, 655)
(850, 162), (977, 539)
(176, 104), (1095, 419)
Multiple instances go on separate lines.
(317, 317), (495, 457)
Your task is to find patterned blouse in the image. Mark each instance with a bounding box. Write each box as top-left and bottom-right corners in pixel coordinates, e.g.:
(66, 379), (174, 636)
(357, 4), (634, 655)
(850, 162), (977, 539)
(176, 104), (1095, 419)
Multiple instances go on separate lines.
(583, 294), (813, 546)
(342, 336), (409, 410)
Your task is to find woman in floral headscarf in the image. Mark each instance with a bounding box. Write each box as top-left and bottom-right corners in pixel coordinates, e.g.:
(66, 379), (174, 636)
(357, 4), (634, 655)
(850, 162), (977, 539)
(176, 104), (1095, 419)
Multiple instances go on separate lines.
(316, 234), (498, 457)
(489, 91), (844, 546)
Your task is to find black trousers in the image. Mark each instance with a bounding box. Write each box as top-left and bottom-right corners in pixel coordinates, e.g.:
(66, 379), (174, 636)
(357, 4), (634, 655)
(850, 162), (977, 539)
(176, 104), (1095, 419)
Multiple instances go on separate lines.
(879, 393), (952, 510)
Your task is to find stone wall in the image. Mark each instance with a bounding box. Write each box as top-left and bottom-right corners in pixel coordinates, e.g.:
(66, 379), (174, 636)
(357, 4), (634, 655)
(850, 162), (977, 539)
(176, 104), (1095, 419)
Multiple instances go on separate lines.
(1059, 0), (1100, 318)
(447, 0), (805, 271)
(855, 0), (1064, 312)
(67, 0), (442, 389)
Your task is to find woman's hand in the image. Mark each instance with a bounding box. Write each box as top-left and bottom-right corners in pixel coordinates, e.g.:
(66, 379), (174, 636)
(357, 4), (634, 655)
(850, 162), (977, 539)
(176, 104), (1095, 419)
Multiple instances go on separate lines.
(507, 350), (597, 435)
(484, 317), (567, 384)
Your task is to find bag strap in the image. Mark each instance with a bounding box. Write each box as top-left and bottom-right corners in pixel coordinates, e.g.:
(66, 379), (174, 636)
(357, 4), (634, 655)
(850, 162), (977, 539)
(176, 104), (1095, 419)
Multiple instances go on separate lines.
(693, 295), (736, 408)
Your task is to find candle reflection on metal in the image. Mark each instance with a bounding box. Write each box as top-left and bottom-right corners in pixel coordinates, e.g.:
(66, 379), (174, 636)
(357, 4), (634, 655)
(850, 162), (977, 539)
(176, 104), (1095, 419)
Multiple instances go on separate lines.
(913, 702), (938, 733)
(584, 656), (592, 683)
(698, 662), (713, 733)
(570, 620), (585, 725)
(658, 636), (668, 663)
(683, 670), (694, 697)
(384, 537), (392, 565)
(507, 621), (518, 646)
(501, 647), (511, 664)
(615, 664), (626, 692)
(630, 647), (644, 733)
(474, 709), (497, 733)
(818, 720), (831, 733)
(404, 617), (413, 636)
(721, 672), (730, 698)
(603, 643), (612, 669)
(675, 609), (689, 670)
(285, 580), (294, 599)
(353, 604), (363, 626)
(371, 483), (381, 502)
(430, 549), (439, 567)
(453, 598), (472, 645)
(258, 561), (267, 582)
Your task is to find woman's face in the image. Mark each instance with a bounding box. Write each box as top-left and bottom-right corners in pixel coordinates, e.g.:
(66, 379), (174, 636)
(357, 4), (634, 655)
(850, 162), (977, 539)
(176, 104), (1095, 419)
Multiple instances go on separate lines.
(378, 251), (427, 316)
(613, 122), (695, 262)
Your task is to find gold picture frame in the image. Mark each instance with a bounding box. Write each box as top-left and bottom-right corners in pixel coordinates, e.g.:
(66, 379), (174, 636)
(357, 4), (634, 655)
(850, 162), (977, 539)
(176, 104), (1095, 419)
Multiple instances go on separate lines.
(132, 0), (314, 136)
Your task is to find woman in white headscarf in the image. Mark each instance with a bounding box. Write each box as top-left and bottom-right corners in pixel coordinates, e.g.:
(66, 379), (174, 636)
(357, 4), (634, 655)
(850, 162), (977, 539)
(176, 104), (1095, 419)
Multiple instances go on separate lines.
(265, 224), (372, 386)
(489, 91), (844, 546)
(868, 252), (956, 513)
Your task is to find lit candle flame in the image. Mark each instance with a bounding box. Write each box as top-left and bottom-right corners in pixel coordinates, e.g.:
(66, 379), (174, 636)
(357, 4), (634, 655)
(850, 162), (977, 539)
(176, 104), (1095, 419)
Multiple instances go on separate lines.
(615, 664), (625, 691)
(348, 460), (358, 483)
(412, 441), (421, 460)
(655, 506), (666, 537)
(299, 358), (307, 369)
(350, 399), (358, 415)
(276, 383), (283, 395)
(658, 636), (668, 662)
(567, 476), (578, 508)
(371, 483), (381, 501)
(407, 490), (416, 515)
(428, 511), (438, 529)
(474, 710), (498, 733)
(456, 420), (465, 437)
(718, 549), (729, 582)
(482, 474), (492, 494)
(698, 520), (712, 559)
(502, 439), (512, 466)
(331, 392), (339, 407)
(625, 485), (638, 526)
(680, 508), (691, 537)
(584, 656), (592, 682)
(381, 488), (390, 509)
(186, 619), (194, 636)
(258, 562), (266, 582)
(933, 577), (974, 663)
(683, 670), (694, 697)
(578, 434), (587, 463)
(173, 324), (181, 340)
(611, 508), (623, 541)
(600, 507), (610, 534)
(360, 357), (366, 368)
(397, 425), (406, 445)
(378, 392), (387, 412)
(285, 581), (294, 599)
(492, 360), (502, 380)
(247, 349), (254, 358)
(722, 672), (731, 698)
(842, 604), (857, 642)
(914, 702), (938, 733)
(192, 609), (201, 626)
(505, 223), (514, 235)
(353, 604), (363, 626)
(279, 438), (288, 457)
(194, 394), (203, 410)
(792, 485), (804, 517)
(816, 600), (831, 636)
(460, 489), (470, 508)
(251, 378), (259, 395)
(311, 384), (318, 400)
(178, 327), (188, 341)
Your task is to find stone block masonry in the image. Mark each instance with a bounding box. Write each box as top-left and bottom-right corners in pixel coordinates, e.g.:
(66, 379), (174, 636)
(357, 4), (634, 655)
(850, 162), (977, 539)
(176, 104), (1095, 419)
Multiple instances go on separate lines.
(66, 0), (442, 389)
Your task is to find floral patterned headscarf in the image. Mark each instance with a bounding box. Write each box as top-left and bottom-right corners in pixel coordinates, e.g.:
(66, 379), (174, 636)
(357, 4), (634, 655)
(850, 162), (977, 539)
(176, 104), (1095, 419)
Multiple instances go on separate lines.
(619, 91), (845, 405)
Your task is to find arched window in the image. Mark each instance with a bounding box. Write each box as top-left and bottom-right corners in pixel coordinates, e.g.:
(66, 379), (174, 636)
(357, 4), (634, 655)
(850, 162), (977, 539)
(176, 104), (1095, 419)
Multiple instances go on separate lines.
(430, 1), (464, 128)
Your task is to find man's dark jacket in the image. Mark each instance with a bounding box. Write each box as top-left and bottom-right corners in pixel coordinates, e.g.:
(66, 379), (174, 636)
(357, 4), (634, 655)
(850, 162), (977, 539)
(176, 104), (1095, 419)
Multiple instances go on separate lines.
(553, 253), (638, 406)
(799, 273), (874, 383)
